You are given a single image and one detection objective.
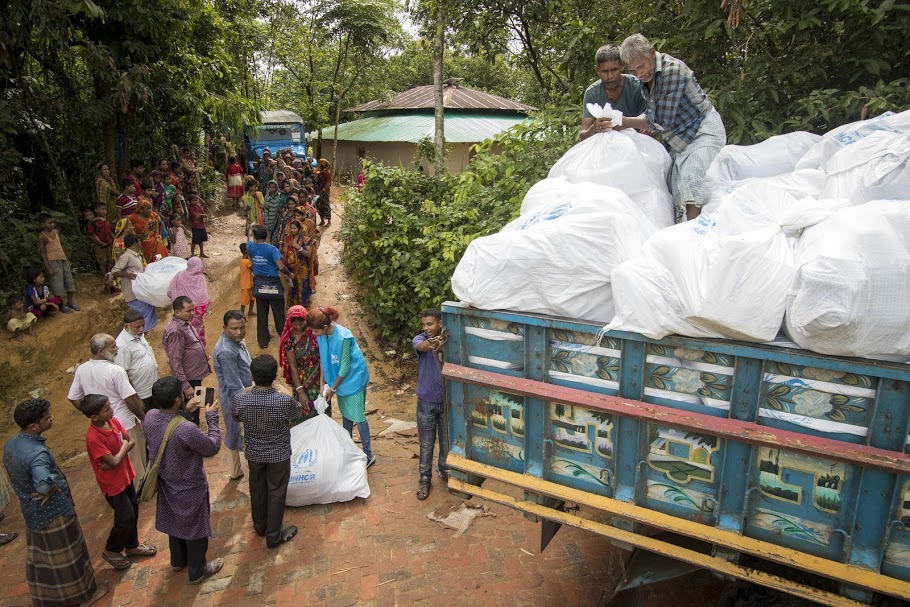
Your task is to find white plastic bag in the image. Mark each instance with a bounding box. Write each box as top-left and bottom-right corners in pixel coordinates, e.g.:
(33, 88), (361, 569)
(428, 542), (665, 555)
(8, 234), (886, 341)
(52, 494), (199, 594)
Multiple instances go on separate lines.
(703, 169), (826, 214)
(606, 189), (845, 342)
(286, 414), (371, 507)
(548, 129), (674, 229)
(705, 132), (821, 182)
(795, 109), (910, 171)
(586, 102), (623, 126)
(452, 184), (657, 323)
(819, 131), (910, 203)
(784, 199), (910, 361)
(132, 256), (188, 308)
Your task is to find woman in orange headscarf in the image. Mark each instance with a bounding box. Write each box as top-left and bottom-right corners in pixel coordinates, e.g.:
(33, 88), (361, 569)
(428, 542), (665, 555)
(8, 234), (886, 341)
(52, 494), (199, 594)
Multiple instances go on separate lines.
(128, 199), (168, 263)
(278, 305), (323, 425)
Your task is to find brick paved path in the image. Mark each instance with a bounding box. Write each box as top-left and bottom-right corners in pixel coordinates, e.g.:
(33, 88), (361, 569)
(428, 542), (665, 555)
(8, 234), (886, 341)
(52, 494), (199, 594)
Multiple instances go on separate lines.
(0, 418), (623, 607)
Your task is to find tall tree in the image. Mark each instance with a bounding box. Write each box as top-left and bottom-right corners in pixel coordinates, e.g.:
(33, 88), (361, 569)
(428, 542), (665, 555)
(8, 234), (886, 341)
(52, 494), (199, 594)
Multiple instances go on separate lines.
(432, 0), (445, 173)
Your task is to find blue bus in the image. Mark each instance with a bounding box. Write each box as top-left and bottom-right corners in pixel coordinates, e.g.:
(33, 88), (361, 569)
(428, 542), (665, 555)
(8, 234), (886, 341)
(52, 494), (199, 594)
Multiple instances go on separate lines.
(245, 110), (308, 174)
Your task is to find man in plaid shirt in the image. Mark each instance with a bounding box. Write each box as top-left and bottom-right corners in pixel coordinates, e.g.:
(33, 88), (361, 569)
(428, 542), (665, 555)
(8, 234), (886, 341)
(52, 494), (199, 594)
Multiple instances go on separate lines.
(611, 33), (727, 223)
(233, 354), (301, 548)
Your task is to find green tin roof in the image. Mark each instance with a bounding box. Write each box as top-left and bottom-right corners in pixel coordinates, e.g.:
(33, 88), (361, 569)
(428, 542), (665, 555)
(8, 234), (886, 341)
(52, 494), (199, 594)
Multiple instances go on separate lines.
(329, 112), (528, 143)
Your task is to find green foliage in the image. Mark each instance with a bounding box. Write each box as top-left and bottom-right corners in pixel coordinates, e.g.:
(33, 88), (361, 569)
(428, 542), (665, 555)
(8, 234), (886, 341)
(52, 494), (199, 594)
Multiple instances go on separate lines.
(341, 110), (578, 342)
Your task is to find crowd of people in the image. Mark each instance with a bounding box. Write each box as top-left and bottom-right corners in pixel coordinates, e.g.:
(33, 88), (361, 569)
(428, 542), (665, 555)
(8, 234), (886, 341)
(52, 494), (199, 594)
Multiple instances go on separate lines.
(0, 132), (451, 606)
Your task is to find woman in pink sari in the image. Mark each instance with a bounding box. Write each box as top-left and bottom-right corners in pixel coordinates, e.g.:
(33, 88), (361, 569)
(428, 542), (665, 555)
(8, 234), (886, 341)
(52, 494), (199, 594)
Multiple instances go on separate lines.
(167, 256), (210, 346)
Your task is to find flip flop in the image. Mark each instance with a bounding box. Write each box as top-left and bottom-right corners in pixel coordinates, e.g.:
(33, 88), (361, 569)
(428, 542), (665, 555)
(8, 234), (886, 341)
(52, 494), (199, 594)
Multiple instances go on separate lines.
(102, 552), (133, 570)
(125, 543), (157, 557)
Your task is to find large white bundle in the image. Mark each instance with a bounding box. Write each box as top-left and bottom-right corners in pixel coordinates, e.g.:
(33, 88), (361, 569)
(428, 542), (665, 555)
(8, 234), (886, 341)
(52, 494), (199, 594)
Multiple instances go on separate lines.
(820, 131), (910, 203)
(606, 186), (845, 342)
(784, 200), (910, 361)
(519, 177), (571, 217)
(547, 129), (674, 228)
(795, 109), (910, 171)
(705, 132), (821, 182)
(452, 184), (656, 323)
(286, 414), (371, 507)
(703, 169), (826, 214)
(132, 256), (187, 308)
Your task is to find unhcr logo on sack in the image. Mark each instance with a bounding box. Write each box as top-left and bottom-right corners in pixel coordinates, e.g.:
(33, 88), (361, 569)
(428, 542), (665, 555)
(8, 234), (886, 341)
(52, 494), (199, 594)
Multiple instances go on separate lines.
(294, 448), (318, 468)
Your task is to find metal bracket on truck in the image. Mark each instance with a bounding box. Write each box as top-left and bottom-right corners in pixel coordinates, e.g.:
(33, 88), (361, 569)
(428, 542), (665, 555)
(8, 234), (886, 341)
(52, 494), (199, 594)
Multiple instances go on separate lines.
(441, 301), (910, 606)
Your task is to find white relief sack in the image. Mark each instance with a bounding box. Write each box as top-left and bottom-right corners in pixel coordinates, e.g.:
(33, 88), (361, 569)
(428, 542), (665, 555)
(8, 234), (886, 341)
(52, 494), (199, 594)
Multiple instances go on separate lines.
(286, 414), (371, 507)
(784, 199), (910, 361)
(132, 256), (188, 308)
(819, 131), (910, 203)
(705, 132), (822, 182)
(606, 186), (846, 342)
(452, 184), (657, 323)
(547, 114), (674, 229)
(795, 109), (910, 171)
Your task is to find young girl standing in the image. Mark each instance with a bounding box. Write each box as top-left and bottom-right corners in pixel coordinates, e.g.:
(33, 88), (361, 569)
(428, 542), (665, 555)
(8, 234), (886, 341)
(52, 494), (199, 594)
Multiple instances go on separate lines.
(226, 156), (244, 207)
(169, 212), (191, 259)
(188, 195), (209, 258)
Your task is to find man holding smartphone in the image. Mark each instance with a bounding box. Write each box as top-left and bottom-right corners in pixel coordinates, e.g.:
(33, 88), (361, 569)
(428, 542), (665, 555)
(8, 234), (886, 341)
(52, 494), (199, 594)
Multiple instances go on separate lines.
(162, 296), (211, 425)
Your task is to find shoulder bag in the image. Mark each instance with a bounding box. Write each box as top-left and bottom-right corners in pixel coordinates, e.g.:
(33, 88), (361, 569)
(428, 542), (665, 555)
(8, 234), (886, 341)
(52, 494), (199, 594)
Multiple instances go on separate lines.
(138, 415), (185, 503)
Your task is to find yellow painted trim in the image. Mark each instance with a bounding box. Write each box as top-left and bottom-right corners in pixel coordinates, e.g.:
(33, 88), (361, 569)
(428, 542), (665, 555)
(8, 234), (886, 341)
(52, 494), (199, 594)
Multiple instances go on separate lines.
(450, 477), (866, 607)
(447, 453), (910, 601)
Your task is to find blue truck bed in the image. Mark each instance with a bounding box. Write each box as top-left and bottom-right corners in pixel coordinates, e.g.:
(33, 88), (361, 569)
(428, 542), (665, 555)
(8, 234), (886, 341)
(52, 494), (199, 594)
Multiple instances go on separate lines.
(441, 301), (910, 606)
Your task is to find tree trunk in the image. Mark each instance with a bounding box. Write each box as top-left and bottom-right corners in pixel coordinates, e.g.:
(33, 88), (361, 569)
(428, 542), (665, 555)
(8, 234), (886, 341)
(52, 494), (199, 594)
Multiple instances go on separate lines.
(332, 34), (351, 174)
(432, 0), (445, 174)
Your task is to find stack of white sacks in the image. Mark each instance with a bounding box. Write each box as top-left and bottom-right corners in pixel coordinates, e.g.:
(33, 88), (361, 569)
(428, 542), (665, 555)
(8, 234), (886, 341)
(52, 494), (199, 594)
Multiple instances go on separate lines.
(451, 106), (910, 362)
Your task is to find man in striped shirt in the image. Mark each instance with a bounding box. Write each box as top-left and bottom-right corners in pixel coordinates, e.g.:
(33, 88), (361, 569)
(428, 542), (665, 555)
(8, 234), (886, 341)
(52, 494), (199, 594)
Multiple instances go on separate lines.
(614, 34), (727, 222)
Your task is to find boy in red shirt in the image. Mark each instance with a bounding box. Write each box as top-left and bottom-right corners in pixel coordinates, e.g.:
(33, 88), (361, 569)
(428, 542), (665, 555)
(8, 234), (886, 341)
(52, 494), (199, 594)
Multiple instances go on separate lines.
(79, 394), (157, 570)
(85, 203), (115, 292)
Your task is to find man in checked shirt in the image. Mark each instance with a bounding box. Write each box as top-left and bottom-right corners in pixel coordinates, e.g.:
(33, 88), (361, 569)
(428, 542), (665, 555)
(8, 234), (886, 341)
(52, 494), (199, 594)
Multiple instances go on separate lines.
(611, 33), (727, 223)
(233, 354), (301, 548)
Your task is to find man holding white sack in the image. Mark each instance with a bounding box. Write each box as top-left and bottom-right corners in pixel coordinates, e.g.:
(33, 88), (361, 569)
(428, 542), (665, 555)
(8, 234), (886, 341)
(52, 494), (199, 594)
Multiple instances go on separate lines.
(617, 33), (726, 222)
(580, 44), (649, 140)
(109, 234), (158, 331)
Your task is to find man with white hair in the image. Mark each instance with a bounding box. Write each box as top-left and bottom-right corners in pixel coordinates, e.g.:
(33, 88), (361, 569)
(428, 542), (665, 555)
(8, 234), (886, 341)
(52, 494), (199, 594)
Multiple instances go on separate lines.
(616, 33), (726, 222)
(69, 333), (148, 481)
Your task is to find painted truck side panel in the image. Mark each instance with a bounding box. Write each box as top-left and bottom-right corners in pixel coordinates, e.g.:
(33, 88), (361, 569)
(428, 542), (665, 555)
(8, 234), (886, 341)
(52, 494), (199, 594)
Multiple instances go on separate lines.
(442, 301), (910, 601)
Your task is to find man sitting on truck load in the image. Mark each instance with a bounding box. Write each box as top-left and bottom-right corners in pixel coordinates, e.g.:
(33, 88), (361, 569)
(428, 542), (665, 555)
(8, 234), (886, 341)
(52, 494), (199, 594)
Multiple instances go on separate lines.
(581, 44), (650, 141)
(413, 309), (448, 501)
(610, 33), (726, 223)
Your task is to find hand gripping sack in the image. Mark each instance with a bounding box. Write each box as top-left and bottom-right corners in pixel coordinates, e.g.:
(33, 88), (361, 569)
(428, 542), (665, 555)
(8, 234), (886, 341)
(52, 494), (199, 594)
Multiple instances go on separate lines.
(286, 414), (371, 507)
(784, 199), (910, 361)
(452, 184), (657, 323)
(548, 129), (674, 229)
(132, 256), (188, 308)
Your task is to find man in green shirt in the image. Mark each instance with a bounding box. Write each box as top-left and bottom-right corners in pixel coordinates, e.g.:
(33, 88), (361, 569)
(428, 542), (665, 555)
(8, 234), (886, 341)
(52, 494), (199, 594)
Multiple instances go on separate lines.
(581, 44), (650, 140)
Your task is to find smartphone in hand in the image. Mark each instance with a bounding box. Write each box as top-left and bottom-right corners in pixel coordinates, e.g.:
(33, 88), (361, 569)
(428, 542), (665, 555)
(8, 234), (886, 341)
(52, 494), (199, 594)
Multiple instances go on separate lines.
(195, 386), (216, 407)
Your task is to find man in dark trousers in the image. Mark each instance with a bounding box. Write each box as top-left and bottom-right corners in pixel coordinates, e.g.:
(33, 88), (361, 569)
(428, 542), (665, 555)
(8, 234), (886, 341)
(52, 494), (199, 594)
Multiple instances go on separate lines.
(233, 354), (300, 548)
(413, 308), (448, 500)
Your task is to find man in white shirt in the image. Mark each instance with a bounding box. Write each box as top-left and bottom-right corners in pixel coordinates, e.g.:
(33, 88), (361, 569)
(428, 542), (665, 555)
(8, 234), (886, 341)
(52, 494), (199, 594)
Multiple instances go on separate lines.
(115, 309), (159, 409)
(68, 333), (148, 482)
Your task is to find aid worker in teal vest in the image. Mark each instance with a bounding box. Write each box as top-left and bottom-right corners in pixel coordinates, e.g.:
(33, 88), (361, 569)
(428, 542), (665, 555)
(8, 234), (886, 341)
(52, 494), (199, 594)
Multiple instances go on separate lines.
(307, 305), (375, 467)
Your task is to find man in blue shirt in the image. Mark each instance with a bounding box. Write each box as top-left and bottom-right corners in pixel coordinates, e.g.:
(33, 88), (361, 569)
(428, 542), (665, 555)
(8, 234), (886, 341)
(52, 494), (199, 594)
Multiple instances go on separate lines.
(616, 33), (727, 222)
(3, 399), (107, 605)
(581, 44), (650, 140)
(412, 309), (448, 500)
(247, 224), (293, 348)
(213, 310), (253, 481)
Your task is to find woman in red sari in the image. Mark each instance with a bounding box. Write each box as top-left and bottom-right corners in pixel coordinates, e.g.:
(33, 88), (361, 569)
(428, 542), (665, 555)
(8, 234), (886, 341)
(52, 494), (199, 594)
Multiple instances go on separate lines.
(279, 305), (323, 425)
(128, 199), (167, 263)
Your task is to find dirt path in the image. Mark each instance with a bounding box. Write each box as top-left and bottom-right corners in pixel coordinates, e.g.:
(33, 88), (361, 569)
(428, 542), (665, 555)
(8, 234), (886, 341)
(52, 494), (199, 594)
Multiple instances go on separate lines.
(0, 190), (724, 607)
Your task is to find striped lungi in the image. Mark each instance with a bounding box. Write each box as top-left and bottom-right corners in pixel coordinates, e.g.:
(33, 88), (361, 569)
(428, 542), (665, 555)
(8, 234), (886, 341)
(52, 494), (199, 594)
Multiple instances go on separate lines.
(26, 514), (96, 606)
(668, 107), (727, 221)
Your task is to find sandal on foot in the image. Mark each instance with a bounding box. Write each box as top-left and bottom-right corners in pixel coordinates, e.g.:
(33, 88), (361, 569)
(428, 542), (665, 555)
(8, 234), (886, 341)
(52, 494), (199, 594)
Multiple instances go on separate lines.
(190, 558), (224, 584)
(416, 479), (431, 501)
(126, 543), (157, 557)
(102, 552), (133, 570)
